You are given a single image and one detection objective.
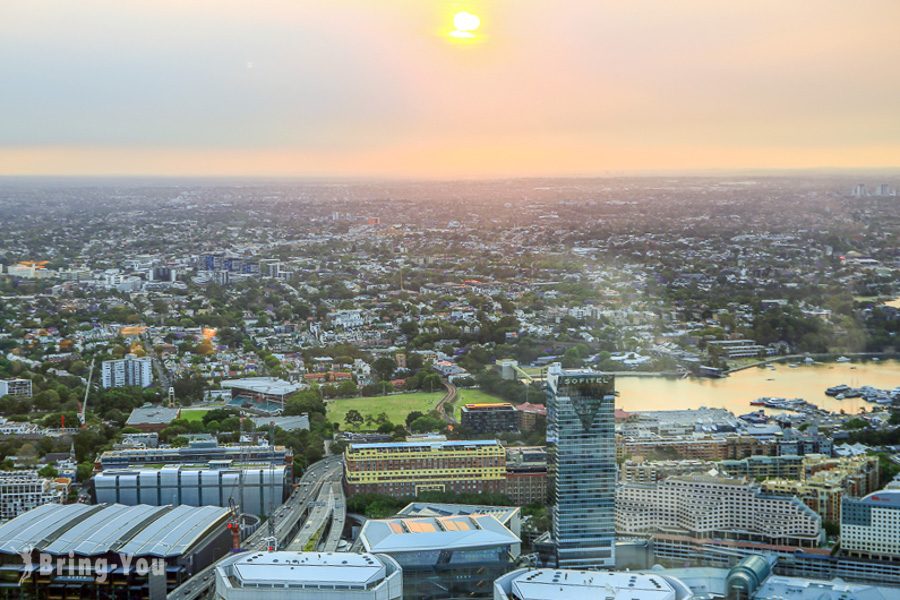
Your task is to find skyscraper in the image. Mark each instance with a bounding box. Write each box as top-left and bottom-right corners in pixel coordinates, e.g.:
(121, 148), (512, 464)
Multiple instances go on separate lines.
(546, 364), (616, 569)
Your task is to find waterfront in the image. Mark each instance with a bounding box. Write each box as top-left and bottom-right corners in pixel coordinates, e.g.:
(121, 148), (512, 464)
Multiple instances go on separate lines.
(616, 359), (900, 414)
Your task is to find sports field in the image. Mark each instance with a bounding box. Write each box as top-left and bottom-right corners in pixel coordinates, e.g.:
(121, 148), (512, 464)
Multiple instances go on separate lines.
(327, 392), (444, 429)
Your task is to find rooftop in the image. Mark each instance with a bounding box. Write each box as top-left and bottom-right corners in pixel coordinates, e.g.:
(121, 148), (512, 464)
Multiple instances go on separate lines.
(495, 568), (687, 600)
(754, 575), (899, 600)
(126, 405), (180, 425)
(222, 551), (390, 588)
(396, 502), (519, 526)
(0, 503), (229, 557)
(348, 439), (501, 451)
(220, 377), (301, 396)
(857, 489), (900, 508)
(359, 514), (519, 554)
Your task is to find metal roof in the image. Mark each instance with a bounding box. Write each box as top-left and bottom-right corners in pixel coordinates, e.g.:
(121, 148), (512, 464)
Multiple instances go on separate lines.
(0, 503), (229, 558)
(359, 514), (519, 554)
(0, 503), (98, 554)
(126, 405), (180, 425)
(43, 504), (169, 556)
(220, 377), (300, 396)
(118, 505), (230, 557)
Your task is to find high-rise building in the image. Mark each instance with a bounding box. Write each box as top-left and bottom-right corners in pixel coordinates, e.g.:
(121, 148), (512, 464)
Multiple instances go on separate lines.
(546, 364), (616, 569)
(101, 353), (153, 388)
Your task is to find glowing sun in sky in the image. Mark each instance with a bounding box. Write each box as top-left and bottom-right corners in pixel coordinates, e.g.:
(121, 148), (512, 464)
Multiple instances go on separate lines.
(450, 11), (481, 39)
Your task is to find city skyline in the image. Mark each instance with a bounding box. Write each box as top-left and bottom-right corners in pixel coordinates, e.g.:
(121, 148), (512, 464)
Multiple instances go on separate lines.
(3, 1), (900, 178)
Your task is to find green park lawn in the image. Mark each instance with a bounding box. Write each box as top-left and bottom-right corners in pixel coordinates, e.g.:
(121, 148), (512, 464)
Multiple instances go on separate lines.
(452, 388), (507, 420)
(179, 408), (211, 422)
(327, 392), (445, 429)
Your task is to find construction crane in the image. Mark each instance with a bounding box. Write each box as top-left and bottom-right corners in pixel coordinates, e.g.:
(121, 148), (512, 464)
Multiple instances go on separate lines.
(226, 499), (243, 552)
(79, 358), (95, 427)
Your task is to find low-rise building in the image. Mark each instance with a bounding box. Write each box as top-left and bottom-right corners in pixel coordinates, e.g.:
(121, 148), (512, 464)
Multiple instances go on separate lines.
(125, 403), (181, 432)
(460, 403), (519, 434)
(0, 378), (32, 398)
(504, 446), (547, 505)
(0, 471), (69, 522)
(344, 439), (506, 497)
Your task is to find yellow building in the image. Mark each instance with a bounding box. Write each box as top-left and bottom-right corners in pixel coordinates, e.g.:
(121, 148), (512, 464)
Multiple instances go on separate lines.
(344, 439), (506, 497)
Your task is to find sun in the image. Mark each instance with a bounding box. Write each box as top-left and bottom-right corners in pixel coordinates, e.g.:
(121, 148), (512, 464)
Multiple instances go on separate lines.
(450, 11), (481, 39)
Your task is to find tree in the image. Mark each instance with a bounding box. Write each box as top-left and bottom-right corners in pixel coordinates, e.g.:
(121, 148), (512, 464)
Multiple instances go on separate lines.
(38, 464), (58, 478)
(372, 357), (397, 382)
(405, 411), (425, 427)
(344, 409), (364, 428)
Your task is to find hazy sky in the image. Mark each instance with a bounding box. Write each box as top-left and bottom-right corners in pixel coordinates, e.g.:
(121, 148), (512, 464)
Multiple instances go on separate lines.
(2, 1), (899, 177)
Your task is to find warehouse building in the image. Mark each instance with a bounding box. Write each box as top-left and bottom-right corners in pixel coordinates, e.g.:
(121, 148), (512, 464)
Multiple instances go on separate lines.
(214, 551), (402, 600)
(0, 502), (231, 599)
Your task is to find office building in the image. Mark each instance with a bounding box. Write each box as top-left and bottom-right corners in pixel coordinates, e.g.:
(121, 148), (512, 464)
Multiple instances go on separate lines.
(546, 365), (616, 569)
(0, 378), (32, 398)
(344, 439), (506, 497)
(97, 439), (291, 470)
(359, 514), (519, 599)
(460, 403), (519, 434)
(841, 489), (900, 560)
(617, 475), (824, 549)
(102, 353), (153, 388)
(493, 568), (694, 600)
(0, 471), (69, 522)
(214, 551), (403, 600)
(93, 465), (289, 517)
(0, 503), (231, 598)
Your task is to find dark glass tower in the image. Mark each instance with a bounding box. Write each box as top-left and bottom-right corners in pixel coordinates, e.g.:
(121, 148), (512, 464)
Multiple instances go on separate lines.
(546, 364), (616, 568)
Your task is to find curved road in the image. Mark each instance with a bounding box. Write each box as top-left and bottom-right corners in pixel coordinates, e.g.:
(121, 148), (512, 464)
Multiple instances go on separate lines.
(167, 455), (345, 600)
(435, 380), (459, 425)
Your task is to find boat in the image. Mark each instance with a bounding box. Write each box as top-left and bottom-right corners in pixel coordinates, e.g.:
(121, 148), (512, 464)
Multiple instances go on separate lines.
(836, 356), (851, 363)
(825, 384), (851, 396)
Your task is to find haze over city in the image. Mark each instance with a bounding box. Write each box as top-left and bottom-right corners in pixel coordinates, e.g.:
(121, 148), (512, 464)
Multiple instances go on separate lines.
(3, 0), (900, 178)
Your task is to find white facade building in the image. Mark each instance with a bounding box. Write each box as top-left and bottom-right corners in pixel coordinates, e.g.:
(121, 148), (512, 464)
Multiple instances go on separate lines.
(214, 551), (402, 600)
(101, 354), (153, 388)
(0, 378), (32, 398)
(617, 475), (824, 548)
(494, 568), (694, 600)
(0, 471), (68, 522)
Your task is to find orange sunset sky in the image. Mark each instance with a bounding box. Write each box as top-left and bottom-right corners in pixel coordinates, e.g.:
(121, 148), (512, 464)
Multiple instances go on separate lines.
(2, 1), (899, 178)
